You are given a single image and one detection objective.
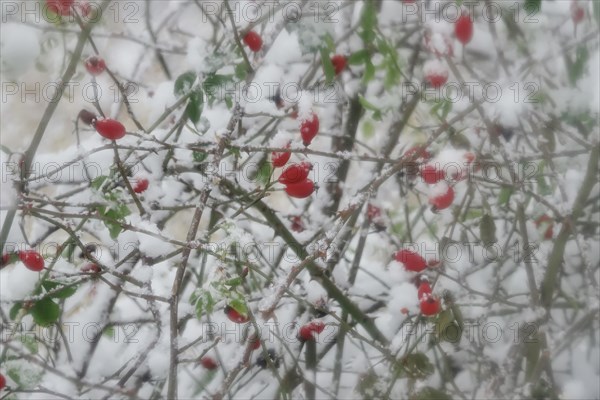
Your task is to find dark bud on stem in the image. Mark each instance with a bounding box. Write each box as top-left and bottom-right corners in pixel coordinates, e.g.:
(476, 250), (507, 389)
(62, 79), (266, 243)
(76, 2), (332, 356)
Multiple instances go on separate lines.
(78, 109), (98, 126)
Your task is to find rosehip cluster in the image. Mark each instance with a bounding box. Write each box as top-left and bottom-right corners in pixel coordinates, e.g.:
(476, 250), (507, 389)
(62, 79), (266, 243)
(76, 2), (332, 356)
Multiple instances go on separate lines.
(2, 250), (45, 271)
(272, 148), (316, 199)
(298, 320), (325, 342)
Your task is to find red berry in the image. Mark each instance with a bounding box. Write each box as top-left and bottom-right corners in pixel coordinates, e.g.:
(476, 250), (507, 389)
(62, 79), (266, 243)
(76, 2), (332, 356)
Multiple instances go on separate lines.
(81, 263), (100, 273)
(84, 56), (106, 76)
(271, 144), (291, 168)
(243, 31), (263, 52)
(394, 249), (427, 272)
(0, 373), (5, 390)
(367, 204), (382, 221)
(78, 109), (97, 126)
(290, 216), (305, 232)
(249, 335), (261, 350)
(300, 113), (320, 146)
(19, 250), (45, 272)
(423, 59), (449, 88)
(298, 320), (325, 341)
(46, 0), (74, 16)
(94, 118), (126, 140)
(417, 281), (432, 300)
(571, 1), (585, 23)
(400, 307), (410, 315)
(429, 184), (454, 210)
(420, 295), (441, 316)
(284, 179), (315, 199)
(455, 14), (474, 45)
(535, 215), (554, 240)
(200, 356), (218, 370)
(224, 305), (249, 324)
(1, 253), (11, 266)
(133, 178), (149, 194)
(420, 164), (445, 184)
(278, 162), (312, 185)
(330, 54), (347, 76)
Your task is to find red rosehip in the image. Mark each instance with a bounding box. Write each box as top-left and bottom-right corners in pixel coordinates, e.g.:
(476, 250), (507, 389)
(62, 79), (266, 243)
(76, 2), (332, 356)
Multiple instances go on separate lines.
(94, 118), (126, 140)
(271, 144), (291, 168)
(0, 373), (5, 390)
(133, 178), (149, 194)
(429, 184), (454, 210)
(84, 56), (106, 76)
(571, 1), (585, 24)
(455, 14), (474, 45)
(400, 307), (410, 315)
(46, 0), (74, 16)
(417, 281), (432, 301)
(290, 216), (305, 232)
(249, 335), (261, 351)
(420, 295), (441, 316)
(298, 320), (325, 341)
(367, 204), (382, 221)
(284, 179), (315, 199)
(420, 164), (445, 184)
(300, 113), (320, 146)
(394, 249), (427, 272)
(424, 59), (449, 88)
(1, 253), (11, 267)
(199, 356), (218, 370)
(535, 215), (554, 240)
(224, 305), (249, 324)
(243, 31), (263, 52)
(278, 162), (312, 185)
(19, 250), (45, 272)
(330, 54), (347, 76)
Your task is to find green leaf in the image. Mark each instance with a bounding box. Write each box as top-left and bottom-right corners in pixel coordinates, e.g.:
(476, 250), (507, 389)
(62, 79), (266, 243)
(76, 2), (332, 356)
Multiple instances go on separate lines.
(9, 302), (22, 320)
(362, 119), (375, 139)
(436, 310), (461, 344)
(498, 187), (513, 206)
(17, 334), (39, 354)
(358, 95), (382, 121)
(30, 298), (60, 327)
(525, 337), (542, 380)
(41, 280), (78, 299)
(359, 0), (377, 43)
(524, 0), (541, 14)
(479, 214), (497, 245)
(225, 277), (243, 288)
(193, 151), (208, 163)
(255, 161), (272, 186)
(567, 45), (589, 84)
(414, 387), (453, 400)
(91, 175), (109, 190)
(174, 71), (197, 96)
(348, 49), (369, 65)
(103, 326), (115, 338)
(363, 60), (375, 83)
(234, 63), (248, 80)
(185, 89), (204, 124)
(229, 298), (248, 317)
(193, 291), (214, 319)
(106, 221), (124, 240)
(396, 352), (434, 380)
(320, 47), (335, 84)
